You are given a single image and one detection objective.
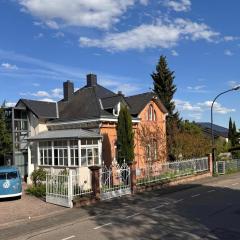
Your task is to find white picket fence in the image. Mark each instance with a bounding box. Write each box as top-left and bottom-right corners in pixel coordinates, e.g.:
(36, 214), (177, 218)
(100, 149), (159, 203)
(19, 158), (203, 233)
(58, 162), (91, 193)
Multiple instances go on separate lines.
(137, 157), (209, 186)
(46, 171), (92, 208)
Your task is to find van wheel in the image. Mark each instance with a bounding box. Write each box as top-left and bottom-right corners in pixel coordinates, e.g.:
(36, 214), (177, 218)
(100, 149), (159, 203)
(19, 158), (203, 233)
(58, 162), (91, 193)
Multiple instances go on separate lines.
(16, 196), (21, 200)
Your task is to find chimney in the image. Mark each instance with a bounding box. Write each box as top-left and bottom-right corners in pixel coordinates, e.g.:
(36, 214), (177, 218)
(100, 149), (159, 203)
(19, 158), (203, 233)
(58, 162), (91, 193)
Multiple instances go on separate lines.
(63, 80), (74, 101)
(118, 91), (124, 96)
(87, 74), (97, 87)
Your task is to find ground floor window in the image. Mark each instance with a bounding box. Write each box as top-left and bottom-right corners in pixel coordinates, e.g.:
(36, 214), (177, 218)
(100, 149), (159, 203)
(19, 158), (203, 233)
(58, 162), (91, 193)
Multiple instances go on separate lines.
(70, 140), (79, 166)
(81, 147), (99, 166)
(37, 139), (100, 167)
(39, 141), (52, 165)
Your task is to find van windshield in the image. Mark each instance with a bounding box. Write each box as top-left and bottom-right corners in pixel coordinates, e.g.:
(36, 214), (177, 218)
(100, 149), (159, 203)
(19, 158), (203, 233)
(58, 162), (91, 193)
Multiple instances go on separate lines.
(0, 172), (18, 180)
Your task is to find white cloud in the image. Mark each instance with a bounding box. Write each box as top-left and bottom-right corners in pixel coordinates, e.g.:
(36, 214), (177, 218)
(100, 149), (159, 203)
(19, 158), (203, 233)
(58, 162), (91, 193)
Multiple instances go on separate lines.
(175, 98), (235, 121)
(51, 88), (63, 98)
(187, 85), (207, 93)
(198, 101), (235, 114)
(34, 32), (44, 39)
(31, 90), (50, 97)
(175, 99), (203, 112)
(18, 0), (136, 30)
(79, 18), (219, 51)
(33, 83), (40, 87)
(45, 20), (59, 29)
(39, 98), (56, 102)
(1, 62), (18, 70)
(53, 32), (65, 38)
(223, 36), (240, 42)
(171, 50), (179, 56)
(164, 0), (191, 12)
(224, 49), (234, 56)
(5, 102), (16, 107)
(139, 0), (149, 5)
(228, 80), (240, 88)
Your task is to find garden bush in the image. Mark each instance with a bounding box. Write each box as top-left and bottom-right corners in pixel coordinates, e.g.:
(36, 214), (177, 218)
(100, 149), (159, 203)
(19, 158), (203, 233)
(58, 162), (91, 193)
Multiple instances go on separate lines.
(26, 184), (46, 198)
(31, 167), (47, 186)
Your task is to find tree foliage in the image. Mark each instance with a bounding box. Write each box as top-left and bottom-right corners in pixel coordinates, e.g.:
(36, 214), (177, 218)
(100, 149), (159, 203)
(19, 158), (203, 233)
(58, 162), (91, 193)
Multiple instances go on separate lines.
(172, 121), (211, 159)
(151, 55), (180, 159)
(116, 106), (134, 165)
(137, 123), (167, 163)
(228, 117), (238, 147)
(0, 107), (12, 160)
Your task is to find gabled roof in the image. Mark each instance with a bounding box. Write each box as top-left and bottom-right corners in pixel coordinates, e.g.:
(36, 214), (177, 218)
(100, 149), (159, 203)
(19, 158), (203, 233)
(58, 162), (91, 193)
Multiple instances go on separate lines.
(125, 92), (168, 116)
(57, 84), (117, 122)
(16, 99), (58, 119)
(196, 122), (228, 138)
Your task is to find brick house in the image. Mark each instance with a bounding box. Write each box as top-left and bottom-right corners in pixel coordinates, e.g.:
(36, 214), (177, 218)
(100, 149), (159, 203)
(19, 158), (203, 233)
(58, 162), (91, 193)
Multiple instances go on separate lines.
(6, 74), (167, 182)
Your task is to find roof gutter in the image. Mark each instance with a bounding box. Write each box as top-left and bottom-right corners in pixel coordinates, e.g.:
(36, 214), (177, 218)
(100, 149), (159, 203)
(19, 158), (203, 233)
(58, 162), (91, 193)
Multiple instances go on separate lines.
(47, 117), (140, 127)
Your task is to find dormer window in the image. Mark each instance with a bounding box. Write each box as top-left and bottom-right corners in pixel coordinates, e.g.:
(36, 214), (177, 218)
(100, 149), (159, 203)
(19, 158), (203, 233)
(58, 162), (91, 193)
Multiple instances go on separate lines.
(113, 102), (121, 116)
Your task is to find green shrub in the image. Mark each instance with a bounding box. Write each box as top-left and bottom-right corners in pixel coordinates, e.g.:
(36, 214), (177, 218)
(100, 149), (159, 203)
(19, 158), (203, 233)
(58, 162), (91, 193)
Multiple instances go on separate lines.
(26, 184), (46, 198)
(58, 169), (69, 175)
(31, 167), (47, 186)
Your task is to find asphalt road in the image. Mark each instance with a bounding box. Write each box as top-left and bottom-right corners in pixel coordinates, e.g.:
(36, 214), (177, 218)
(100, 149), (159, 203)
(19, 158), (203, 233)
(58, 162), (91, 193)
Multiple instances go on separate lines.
(2, 173), (240, 240)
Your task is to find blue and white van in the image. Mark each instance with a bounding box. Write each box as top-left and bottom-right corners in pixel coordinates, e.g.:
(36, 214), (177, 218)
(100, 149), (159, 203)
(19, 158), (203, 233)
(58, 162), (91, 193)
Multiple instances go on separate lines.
(0, 166), (22, 199)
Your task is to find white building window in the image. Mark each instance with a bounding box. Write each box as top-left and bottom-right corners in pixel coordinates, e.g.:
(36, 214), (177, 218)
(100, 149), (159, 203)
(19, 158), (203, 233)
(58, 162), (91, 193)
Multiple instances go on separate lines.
(39, 141), (52, 166)
(70, 140), (79, 166)
(54, 140), (68, 166)
(81, 139), (99, 166)
(37, 138), (101, 167)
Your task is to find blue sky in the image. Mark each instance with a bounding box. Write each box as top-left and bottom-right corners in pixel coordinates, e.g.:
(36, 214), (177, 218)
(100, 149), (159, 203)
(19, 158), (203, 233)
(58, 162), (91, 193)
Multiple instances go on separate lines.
(1, 0), (240, 127)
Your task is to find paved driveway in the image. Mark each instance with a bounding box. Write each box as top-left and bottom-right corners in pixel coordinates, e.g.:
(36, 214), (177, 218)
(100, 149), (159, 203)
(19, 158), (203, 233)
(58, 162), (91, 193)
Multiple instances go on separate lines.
(0, 183), (68, 228)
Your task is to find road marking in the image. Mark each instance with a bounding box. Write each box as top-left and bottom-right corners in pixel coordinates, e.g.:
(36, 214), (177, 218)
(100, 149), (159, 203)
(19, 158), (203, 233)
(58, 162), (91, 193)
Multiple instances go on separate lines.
(125, 213), (141, 219)
(191, 194), (200, 198)
(207, 190), (216, 193)
(94, 222), (112, 230)
(151, 205), (164, 210)
(231, 183), (239, 186)
(61, 236), (75, 240)
(174, 199), (184, 203)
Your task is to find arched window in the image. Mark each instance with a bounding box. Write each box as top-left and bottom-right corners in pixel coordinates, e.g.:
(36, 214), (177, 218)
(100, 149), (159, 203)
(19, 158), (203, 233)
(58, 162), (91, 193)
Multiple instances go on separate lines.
(153, 110), (157, 121)
(148, 104), (153, 121)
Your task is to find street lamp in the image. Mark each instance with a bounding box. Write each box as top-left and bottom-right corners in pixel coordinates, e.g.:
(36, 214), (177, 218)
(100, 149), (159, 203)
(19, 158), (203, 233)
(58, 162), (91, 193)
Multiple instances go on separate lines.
(211, 86), (240, 169)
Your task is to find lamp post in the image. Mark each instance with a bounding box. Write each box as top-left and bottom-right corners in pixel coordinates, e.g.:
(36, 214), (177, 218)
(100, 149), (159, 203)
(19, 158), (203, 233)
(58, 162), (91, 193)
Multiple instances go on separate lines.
(211, 86), (240, 170)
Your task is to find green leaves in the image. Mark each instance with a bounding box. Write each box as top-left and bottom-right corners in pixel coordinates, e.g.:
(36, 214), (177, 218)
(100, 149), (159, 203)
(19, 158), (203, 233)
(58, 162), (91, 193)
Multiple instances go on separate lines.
(116, 106), (134, 165)
(0, 107), (12, 159)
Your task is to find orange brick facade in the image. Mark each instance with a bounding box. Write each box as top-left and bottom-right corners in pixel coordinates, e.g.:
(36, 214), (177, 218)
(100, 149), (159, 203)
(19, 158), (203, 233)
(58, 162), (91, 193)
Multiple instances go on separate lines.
(100, 100), (167, 169)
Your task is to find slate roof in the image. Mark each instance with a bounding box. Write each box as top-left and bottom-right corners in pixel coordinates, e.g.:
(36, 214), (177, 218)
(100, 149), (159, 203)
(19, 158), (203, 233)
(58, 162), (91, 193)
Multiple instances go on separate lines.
(28, 129), (102, 140)
(125, 92), (168, 116)
(16, 77), (168, 123)
(101, 95), (128, 109)
(57, 84), (117, 122)
(16, 99), (58, 119)
(196, 122), (228, 138)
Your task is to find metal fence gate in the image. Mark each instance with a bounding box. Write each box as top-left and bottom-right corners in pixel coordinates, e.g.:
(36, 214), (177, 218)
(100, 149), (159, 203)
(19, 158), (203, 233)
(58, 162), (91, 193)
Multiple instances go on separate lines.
(46, 171), (93, 208)
(100, 162), (131, 200)
(46, 173), (72, 208)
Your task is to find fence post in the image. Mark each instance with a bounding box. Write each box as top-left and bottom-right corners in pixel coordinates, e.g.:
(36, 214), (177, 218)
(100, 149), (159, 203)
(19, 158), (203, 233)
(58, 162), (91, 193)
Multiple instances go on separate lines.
(89, 166), (101, 199)
(208, 153), (213, 176)
(68, 170), (73, 208)
(129, 161), (137, 194)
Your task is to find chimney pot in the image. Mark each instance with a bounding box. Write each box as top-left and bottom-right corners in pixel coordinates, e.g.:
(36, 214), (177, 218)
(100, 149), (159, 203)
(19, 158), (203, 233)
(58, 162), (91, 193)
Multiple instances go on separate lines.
(63, 80), (74, 101)
(87, 74), (97, 87)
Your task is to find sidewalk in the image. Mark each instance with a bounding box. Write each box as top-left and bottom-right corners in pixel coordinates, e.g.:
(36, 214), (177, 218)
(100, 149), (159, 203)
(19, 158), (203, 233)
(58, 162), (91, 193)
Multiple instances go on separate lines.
(0, 183), (69, 229)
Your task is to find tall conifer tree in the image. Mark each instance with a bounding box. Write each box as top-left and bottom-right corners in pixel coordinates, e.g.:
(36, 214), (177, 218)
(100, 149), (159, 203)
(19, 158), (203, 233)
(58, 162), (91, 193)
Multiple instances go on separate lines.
(151, 55), (179, 159)
(228, 117), (233, 141)
(0, 107), (12, 164)
(116, 106), (134, 165)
